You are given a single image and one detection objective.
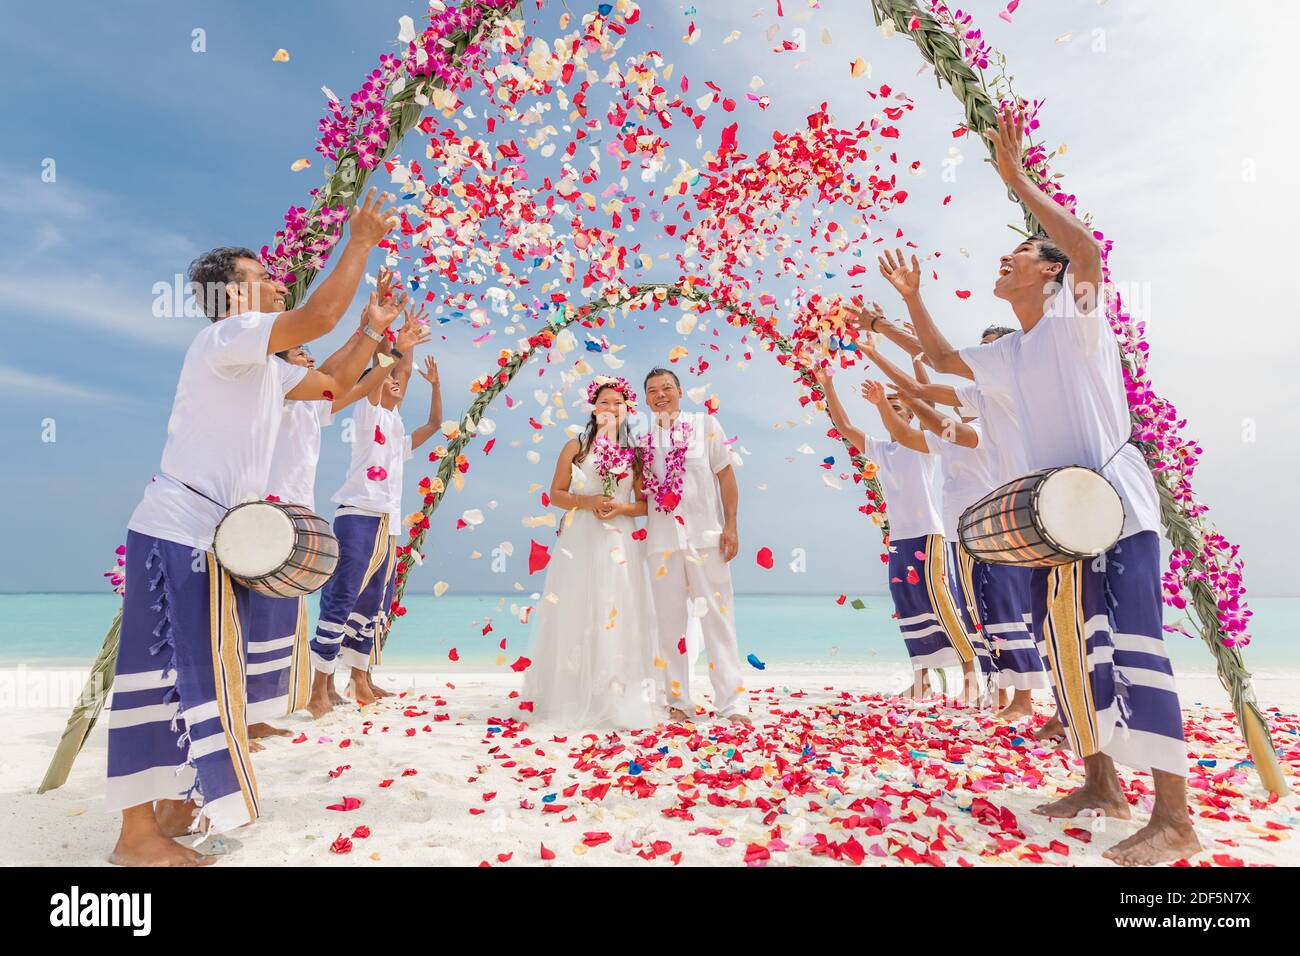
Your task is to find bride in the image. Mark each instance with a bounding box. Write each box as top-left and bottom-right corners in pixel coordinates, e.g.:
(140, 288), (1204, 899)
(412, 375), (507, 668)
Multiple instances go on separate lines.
(522, 376), (663, 728)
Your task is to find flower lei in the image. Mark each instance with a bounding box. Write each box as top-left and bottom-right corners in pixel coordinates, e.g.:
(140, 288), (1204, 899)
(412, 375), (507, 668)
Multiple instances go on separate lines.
(591, 433), (635, 497)
(639, 418), (693, 514)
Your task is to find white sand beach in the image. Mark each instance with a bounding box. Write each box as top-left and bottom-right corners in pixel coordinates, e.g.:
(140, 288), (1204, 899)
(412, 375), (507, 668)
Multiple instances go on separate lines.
(2, 664), (1297, 867)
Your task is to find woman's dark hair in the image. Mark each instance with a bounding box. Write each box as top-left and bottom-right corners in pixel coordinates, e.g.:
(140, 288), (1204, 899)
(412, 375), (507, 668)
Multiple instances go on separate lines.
(188, 246), (259, 320)
(643, 367), (680, 390)
(571, 385), (642, 483)
(1028, 232), (1069, 289)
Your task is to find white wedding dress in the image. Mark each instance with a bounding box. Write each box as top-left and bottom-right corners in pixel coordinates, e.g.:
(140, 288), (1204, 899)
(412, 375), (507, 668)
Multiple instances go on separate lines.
(522, 450), (663, 729)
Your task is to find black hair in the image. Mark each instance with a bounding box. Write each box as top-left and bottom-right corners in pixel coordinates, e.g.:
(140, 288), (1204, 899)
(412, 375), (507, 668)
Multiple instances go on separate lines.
(188, 246), (260, 320)
(980, 325), (1016, 341)
(571, 385), (643, 483)
(1027, 232), (1069, 289)
(643, 367), (680, 390)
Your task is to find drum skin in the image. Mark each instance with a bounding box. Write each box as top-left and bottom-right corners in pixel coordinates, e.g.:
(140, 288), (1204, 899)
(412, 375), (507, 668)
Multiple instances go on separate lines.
(958, 466), (1125, 568)
(213, 501), (340, 597)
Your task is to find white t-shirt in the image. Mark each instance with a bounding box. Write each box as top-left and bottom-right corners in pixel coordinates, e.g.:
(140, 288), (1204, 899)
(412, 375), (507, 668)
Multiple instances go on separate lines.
(267, 399), (334, 510)
(924, 426), (996, 541)
(861, 435), (943, 541)
(128, 312), (308, 551)
(952, 380), (1028, 488)
(643, 412), (739, 553)
(957, 273), (1160, 538)
(332, 398), (413, 535)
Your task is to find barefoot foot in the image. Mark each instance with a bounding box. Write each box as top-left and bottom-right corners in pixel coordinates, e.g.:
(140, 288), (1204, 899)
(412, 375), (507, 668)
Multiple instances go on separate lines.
(1103, 818), (1201, 866)
(1033, 713), (1065, 741)
(724, 713), (753, 725)
(248, 722), (292, 739)
(997, 692), (1035, 723)
(153, 799), (201, 838)
(1033, 784), (1132, 820)
(110, 832), (215, 867)
(307, 686), (334, 720)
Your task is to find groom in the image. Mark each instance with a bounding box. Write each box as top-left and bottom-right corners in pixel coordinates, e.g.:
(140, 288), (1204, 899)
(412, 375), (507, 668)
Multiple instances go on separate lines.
(641, 368), (751, 724)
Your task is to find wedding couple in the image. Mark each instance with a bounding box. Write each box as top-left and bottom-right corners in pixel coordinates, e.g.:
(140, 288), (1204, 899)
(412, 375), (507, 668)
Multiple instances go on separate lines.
(522, 369), (752, 728)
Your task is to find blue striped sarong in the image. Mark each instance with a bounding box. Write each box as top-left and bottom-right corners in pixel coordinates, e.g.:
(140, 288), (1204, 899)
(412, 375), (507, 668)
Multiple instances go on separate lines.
(952, 545), (1050, 691)
(1030, 530), (1186, 776)
(243, 593), (310, 721)
(310, 512), (392, 673)
(889, 533), (977, 672)
(106, 531), (259, 833)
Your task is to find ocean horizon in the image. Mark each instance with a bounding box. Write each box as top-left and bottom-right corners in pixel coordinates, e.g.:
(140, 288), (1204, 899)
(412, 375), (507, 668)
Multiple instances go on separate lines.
(2, 591), (1296, 676)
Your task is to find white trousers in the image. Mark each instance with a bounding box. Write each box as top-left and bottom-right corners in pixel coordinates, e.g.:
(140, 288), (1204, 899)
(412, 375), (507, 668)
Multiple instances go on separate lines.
(648, 547), (747, 716)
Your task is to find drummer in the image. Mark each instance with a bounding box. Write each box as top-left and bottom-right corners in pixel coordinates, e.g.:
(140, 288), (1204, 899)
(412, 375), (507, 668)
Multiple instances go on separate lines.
(306, 308), (442, 718)
(105, 189), (400, 866)
(243, 270), (432, 733)
(872, 106), (1197, 866)
(816, 369), (982, 703)
(853, 321), (1051, 719)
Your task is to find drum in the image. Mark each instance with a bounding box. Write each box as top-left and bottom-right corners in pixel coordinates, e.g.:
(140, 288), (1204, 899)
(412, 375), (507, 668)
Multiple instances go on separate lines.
(213, 500), (339, 597)
(958, 466), (1126, 568)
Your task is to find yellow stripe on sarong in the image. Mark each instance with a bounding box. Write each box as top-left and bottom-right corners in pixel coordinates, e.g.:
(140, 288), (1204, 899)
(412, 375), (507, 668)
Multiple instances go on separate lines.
(287, 597), (311, 713)
(926, 534), (975, 664)
(1040, 562), (1100, 757)
(955, 545), (990, 657)
(208, 555), (259, 820)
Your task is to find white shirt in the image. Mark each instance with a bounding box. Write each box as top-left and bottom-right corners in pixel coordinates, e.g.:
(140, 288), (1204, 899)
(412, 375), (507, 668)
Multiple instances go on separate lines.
(952, 380), (1028, 488)
(924, 426), (995, 541)
(128, 312), (308, 551)
(332, 398), (413, 535)
(642, 412), (739, 553)
(267, 399), (334, 509)
(861, 435), (944, 541)
(958, 273), (1160, 538)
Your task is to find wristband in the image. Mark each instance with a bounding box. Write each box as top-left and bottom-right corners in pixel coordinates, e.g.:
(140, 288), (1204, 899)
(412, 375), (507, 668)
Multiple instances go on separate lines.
(389, 347), (404, 360)
(361, 325), (384, 343)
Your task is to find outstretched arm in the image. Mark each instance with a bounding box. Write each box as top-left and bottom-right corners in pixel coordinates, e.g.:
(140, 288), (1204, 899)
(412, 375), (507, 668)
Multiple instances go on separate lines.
(847, 301), (924, 358)
(876, 248), (973, 379)
(333, 303), (433, 413)
(862, 338), (963, 409)
(269, 188), (397, 354)
(285, 286), (406, 402)
(316, 268), (398, 384)
(813, 369), (867, 452)
(409, 355), (444, 451)
(862, 380), (928, 453)
(987, 105), (1102, 295)
(904, 395), (979, 449)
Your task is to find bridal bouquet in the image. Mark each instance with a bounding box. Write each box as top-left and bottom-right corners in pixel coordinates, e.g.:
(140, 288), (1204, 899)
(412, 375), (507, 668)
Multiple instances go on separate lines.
(592, 434), (635, 497)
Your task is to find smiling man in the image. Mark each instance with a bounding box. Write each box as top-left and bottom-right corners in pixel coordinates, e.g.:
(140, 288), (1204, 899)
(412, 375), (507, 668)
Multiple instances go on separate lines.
(105, 189), (398, 867)
(640, 368), (749, 725)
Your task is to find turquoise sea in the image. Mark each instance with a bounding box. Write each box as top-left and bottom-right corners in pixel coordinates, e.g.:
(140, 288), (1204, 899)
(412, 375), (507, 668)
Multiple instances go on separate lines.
(0, 592), (1296, 674)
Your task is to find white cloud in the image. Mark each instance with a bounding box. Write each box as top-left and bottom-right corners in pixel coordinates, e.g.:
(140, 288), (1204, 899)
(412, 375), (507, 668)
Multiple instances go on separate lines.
(0, 363), (134, 405)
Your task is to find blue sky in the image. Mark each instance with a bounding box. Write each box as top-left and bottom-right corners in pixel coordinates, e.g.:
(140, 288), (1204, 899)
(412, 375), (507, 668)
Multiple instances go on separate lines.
(2, 1), (1298, 600)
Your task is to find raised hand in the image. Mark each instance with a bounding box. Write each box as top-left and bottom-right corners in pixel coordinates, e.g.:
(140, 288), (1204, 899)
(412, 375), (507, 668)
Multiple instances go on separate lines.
(396, 301), (433, 353)
(878, 248), (922, 300)
(348, 186), (398, 248)
(861, 379), (886, 406)
(415, 354), (439, 386)
(985, 104), (1028, 186)
(363, 287), (408, 334)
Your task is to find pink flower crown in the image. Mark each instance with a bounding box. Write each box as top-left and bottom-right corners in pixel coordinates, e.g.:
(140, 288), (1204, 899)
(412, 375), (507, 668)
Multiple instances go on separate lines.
(586, 375), (637, 406)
